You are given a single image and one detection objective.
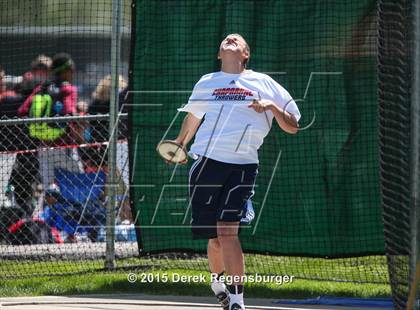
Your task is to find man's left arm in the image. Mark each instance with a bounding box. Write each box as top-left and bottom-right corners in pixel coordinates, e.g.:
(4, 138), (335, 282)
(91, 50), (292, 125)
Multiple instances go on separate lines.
(248, 99), (299, 134)
(268, 100), (299, 134)
(250, 78), (301, 134)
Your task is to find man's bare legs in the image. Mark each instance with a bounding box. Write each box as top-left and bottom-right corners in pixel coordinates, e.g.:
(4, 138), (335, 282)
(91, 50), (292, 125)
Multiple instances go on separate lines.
(208, 238), (224, 274)
(207, 222), (244, 278)
(216, 221), (244, 309)
(217, 221), (244, 279)
(208, 237), (229, 309)
(207, 221), (244, 309)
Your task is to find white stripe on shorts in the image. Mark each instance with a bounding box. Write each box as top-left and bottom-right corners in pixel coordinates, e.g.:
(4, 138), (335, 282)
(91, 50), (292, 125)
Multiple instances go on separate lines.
(188, 155), (203, 197)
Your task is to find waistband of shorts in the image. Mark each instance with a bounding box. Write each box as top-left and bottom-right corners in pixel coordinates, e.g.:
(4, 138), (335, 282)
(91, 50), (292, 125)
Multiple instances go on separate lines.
(198, 156), (258, 168)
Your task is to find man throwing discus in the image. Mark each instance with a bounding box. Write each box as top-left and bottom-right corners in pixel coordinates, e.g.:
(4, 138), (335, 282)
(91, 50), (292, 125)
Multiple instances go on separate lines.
(171, 34), (301, 310)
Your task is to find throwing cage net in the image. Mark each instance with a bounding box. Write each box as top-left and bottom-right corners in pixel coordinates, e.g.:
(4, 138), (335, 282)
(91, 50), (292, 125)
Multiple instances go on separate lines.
(129, 0), (388, 285)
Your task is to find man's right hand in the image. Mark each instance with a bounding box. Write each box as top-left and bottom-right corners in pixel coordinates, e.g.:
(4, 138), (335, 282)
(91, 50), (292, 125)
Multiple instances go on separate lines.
(166, 113), (201, 164)
(165, 139), (188, 165)
(174, 137), (184, 146)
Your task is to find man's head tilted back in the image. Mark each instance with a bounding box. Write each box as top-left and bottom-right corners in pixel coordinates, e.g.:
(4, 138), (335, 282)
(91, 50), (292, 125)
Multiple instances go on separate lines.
(218, 34), (250, 67)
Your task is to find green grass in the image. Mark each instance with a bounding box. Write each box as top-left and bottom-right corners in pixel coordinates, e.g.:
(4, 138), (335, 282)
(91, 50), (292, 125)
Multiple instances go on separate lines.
(0, 254), (391, 299)
(0, 269), (391, 300)
(0, 255), (389, 283)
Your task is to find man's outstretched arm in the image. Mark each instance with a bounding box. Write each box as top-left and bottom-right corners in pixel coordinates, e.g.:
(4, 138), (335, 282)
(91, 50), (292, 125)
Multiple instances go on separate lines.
(174, 112), (202, 146)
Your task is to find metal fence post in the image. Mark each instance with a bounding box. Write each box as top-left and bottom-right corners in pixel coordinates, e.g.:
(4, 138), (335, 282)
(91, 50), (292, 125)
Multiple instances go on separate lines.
(105, 0), (123, 270)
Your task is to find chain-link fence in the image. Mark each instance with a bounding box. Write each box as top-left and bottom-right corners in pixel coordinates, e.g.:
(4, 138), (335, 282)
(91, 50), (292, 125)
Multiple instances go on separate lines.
(0, 0), (136, 278)
(0, 113), (141, 278)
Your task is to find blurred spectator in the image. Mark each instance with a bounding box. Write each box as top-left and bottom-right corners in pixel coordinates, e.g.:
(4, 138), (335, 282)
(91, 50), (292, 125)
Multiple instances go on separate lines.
(0, 65), (17, 102)
(82, 74), (128, 170)
(86, 74), (131, 223)
(17, 53), (84, 189)
(1, 64), (33, 216)
(0, 64), (23, 118)
(17, 54), (52, 98)
(4, 76), (23, 94)
(71, 100), (91, 144)
(18, 53), (77, 117)
(28, 54), (52, 82)
(4, 57), (51, 216)
(90, 74), (128, 113)
(77, 100), (89, 115)
(40, 183), (79, 242)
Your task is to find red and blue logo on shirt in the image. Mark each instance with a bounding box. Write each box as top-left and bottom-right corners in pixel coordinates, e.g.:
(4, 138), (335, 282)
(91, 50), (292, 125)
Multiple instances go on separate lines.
(212, 88), (253, 101)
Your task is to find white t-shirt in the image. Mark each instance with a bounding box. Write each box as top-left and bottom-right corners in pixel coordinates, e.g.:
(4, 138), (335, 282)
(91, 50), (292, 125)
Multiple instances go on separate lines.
(177, 70), (301, 164)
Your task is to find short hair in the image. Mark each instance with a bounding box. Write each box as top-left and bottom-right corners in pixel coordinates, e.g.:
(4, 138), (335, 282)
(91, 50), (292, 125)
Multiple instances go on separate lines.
(31, 54), (52, 71)
(226, 33), (251, 66)
(51, 53), (75, 75)
(92, 74), (128, 102)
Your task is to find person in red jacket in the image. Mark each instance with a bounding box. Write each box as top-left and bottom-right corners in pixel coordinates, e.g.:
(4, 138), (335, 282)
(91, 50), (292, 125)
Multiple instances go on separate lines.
(18, 53), (83, 189)
(18, 53), (77, 118)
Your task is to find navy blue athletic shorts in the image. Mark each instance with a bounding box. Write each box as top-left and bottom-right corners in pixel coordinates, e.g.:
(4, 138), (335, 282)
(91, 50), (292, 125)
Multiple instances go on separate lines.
(189, 156), (258, 239)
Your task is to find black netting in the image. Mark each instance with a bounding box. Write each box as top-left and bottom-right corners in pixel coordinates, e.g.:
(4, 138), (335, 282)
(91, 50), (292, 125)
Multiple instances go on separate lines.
(378, 1), (413, 309)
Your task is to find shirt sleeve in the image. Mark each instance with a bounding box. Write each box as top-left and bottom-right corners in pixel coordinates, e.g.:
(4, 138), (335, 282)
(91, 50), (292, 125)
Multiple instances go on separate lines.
(268, 78), (301, 122)
(177, 80), (207, 119)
